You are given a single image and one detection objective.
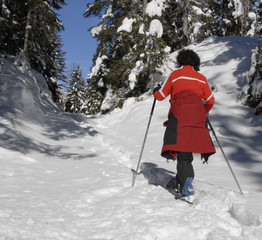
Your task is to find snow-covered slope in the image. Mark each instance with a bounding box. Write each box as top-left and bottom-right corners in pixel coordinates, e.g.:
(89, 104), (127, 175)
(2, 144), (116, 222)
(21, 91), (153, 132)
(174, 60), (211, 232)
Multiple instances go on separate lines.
(0, 37), (262, 239)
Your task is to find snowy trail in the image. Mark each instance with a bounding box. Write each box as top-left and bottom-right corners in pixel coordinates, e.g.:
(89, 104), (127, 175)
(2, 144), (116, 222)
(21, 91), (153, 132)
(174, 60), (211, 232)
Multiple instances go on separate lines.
(1, 108), (262, 239)
(87, 97), (262, 240)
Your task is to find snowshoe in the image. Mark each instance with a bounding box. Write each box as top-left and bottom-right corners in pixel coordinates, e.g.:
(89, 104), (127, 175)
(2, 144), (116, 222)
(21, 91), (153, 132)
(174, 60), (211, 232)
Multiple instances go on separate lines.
(181, 177), (194, 197)
(166, 177), (181, 198)
(166, 177), (180, 191)
(179, 177), (195, 204)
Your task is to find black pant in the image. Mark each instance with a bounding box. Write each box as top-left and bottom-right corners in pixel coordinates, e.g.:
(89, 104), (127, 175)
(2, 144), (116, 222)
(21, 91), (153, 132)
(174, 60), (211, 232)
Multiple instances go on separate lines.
(176, 152), (194, 192)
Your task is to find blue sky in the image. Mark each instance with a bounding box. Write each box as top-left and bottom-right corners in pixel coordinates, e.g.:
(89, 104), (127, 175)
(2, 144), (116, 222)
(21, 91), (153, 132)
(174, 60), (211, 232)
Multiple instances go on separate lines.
(59, 1), (99, 79)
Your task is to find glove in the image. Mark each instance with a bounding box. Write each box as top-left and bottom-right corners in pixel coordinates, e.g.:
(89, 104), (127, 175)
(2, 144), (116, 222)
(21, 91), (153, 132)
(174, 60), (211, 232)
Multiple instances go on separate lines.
(153, 84), (161, 94)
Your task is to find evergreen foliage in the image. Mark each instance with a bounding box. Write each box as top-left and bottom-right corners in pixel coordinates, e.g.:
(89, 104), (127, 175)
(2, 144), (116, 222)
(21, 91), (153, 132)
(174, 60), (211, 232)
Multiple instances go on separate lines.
(84, 0), (175, 112)
(244, 42), (262, 115)
(85, 76), (103, 115)
(66, 65), (87, 114)
(84, 0), (262, 114)
(0, 0), (66, 102)
(2, 0), (262, 115)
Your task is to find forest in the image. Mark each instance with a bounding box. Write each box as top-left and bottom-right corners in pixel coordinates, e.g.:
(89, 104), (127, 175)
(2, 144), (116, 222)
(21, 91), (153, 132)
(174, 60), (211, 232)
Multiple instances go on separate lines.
(1, 0), (262, 114)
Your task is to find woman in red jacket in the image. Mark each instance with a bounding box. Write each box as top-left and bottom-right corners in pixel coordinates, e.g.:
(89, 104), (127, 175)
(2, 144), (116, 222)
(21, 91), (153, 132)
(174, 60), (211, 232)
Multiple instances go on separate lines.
(154, 49), (216, 201)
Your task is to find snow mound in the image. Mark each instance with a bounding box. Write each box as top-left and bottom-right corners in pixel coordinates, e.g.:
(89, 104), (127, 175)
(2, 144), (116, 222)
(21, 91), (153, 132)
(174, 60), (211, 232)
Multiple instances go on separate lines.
(0, 54), (57, 123)
(0, 54), (88, 154)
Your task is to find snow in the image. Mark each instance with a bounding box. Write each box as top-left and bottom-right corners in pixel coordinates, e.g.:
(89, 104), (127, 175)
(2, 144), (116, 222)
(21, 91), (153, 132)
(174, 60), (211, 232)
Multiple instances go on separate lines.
(1, 36), (262, 239)
(148, 19), (163, 38)
(249, 12), (256, 21)
(2, 2), (10, 15)
(192, 6), (205, 15)
(193, 22), (202, 36)
(91, 25), (104, 37)
(98, 78), (104, 87)
(146, 0), (165, 17)
(100, 87), (117, 111)
(129, 60), (145, 90)
(229, 0), (243, 18)
(89, 55), (107, 78)
(247, 12), (257, 36)
(102, 5), (113, 20)
(139, 23), (145, 34)
(117, 17), (136, 33)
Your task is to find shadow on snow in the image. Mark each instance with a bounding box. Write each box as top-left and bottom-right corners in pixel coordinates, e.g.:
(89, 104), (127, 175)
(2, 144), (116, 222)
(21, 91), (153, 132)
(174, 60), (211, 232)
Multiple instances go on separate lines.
(137, 162), (175, 192)
(0, 111), (100, 160)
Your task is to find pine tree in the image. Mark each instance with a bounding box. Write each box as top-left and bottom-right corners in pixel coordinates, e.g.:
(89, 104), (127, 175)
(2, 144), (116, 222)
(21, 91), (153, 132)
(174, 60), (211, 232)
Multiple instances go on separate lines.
(84, 0), (180, 113)
(24, 0), (66, 101)
(186, 0), (213, 41)
(162, 1), (186, 50)
(66, 65), (87, 114)
(209, 0), (254, 37)
(257, 1), (262, 36)
(84, 0), (262, 114)
(244, 42), (262, 115)
(0, 0), (66, 102)
(85, 75), (103, 115)
(0, 0), (27, 55)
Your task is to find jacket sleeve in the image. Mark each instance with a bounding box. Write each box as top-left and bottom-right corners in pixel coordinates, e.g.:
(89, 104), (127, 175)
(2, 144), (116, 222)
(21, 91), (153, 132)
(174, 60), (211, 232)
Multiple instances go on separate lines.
(203, 79), (215, 112)
(154, 74), (172, 101)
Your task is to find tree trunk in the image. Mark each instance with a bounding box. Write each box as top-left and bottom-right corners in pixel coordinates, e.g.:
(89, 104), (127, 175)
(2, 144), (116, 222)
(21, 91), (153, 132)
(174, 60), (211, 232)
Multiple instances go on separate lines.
(23, 8), (32, 54)
(241, 0), (249, 36)
(143, 0), (147, 18)
(152, 72), (156, 93)
(182, 0), (189, 37)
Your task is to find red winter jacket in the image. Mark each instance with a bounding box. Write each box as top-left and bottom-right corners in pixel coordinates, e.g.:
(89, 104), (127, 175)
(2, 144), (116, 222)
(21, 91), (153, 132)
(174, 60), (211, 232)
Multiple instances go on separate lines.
(154, 65), (216, 160)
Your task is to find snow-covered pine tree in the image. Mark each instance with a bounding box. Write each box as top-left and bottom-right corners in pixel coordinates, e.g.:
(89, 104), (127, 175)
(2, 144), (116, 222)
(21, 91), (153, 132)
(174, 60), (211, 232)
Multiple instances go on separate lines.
(183, 0), (214, 42)
(128, 0), (169, 94)
(163, 0), (217, 45)
(84, 0), (262, 114)
(66, 65), (87, 114)
(209, 0), (259, 37)
(84, 0), (182, 113)
(0, 0), (66, 102)
(85, 75), (103, 115)
(162, 1), (186, 50)
(256, 0), (262, 36)
(243, 41), (262, 115)
(84, 0), (127, 114)
(24, 0), (66, 102)
(0, 0), (27, 55)
(85, 0), (146, 94)
(247, 0), (262, 36)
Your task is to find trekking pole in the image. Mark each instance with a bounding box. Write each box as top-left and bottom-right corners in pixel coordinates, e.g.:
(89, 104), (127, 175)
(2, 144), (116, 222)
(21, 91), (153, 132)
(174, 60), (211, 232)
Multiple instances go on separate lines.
(132, 97), (156, 187)
(207, 117), (243, 195)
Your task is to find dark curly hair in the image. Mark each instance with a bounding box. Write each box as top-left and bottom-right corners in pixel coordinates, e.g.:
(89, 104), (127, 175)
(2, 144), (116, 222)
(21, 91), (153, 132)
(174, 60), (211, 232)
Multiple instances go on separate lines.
(176, 49), (200, 71)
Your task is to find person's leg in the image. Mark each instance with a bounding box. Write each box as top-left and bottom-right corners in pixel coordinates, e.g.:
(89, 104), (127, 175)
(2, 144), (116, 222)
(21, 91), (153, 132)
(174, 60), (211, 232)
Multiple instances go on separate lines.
(176, 152), (194, 195)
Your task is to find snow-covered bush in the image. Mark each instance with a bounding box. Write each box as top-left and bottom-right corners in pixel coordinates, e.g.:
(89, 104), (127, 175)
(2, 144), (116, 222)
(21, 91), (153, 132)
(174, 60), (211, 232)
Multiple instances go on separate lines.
(242, 42), (262, 115)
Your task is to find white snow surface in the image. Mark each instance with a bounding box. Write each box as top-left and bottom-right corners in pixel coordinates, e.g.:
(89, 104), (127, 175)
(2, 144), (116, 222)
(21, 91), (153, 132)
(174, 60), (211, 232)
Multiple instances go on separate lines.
(1, 36), (262, 239)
